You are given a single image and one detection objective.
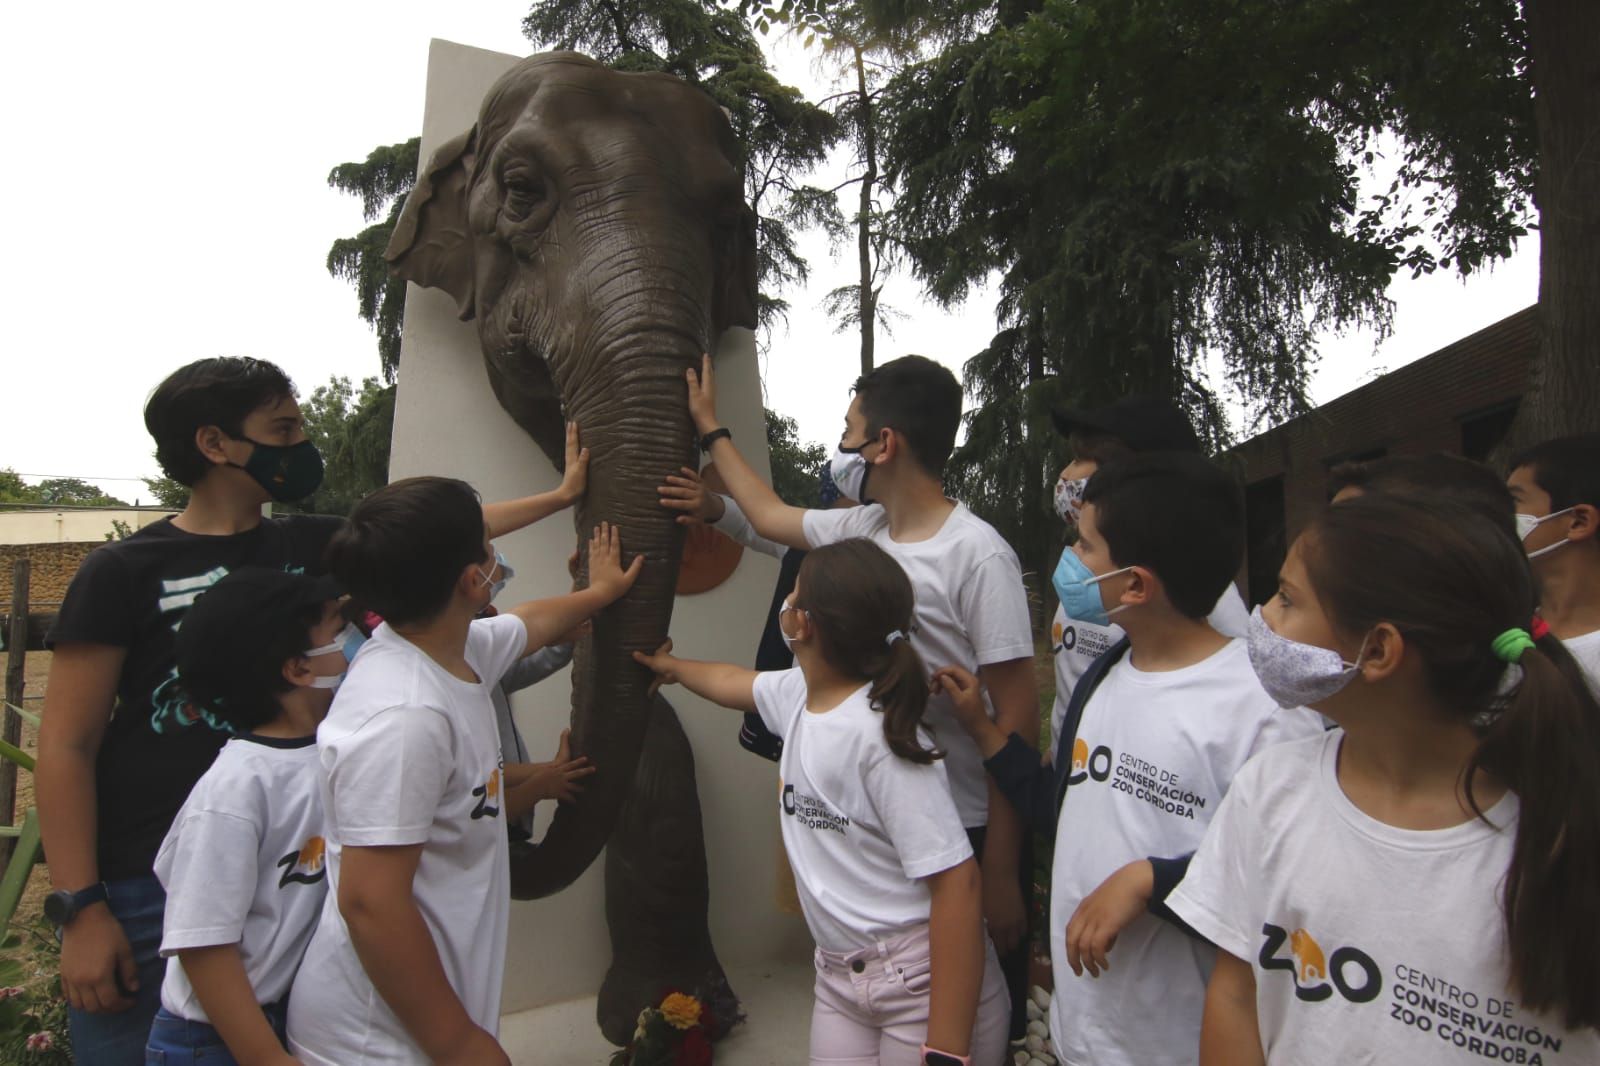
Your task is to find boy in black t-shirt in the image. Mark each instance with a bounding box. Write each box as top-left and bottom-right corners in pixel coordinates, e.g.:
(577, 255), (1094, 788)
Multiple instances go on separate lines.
(36, 357), (591, 1064)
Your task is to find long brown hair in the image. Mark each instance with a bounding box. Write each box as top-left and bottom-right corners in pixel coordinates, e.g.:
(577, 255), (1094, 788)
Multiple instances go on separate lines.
(794, 539), (941, 764)
(1301, 495), (1600, 1029)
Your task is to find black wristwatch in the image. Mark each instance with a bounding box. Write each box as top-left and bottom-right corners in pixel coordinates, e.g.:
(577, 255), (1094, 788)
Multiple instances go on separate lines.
(44, 883), (109, 928)
(698, 427), (732, 452)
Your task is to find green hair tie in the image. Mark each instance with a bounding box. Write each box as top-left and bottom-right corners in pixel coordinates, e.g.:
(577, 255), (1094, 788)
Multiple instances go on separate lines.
(1491, 628), (1536, 664)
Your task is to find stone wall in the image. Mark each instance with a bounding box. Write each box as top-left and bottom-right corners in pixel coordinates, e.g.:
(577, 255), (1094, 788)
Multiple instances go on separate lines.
(0, 542), (98, 615)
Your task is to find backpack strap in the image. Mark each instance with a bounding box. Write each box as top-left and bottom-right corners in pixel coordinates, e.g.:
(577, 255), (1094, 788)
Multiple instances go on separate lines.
(1051, 636), (1131, 814)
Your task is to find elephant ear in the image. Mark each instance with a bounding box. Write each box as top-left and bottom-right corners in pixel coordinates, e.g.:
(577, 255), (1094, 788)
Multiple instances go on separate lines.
(712, 203), (760, 334)
(386, 128), (479, 320)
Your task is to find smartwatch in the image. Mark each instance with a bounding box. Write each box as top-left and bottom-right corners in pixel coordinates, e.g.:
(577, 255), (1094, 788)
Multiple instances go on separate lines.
(698, 427), (732, 452)
(921, 1047), (972, 1066)
(43, 883), (109, 928)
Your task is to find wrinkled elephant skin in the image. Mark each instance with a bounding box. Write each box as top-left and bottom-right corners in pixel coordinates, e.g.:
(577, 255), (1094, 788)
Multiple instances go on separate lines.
(386, 52), (758, 1042)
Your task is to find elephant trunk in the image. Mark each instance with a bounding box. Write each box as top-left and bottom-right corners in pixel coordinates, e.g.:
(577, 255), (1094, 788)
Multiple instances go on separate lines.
(510, 337), (700, 899)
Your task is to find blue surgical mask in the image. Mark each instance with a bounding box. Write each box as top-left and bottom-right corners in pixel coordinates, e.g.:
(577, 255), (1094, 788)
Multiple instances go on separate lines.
(304, 622), (361, 690)
(488, 551), (515, 600)
(1052, 549), (1132, 627)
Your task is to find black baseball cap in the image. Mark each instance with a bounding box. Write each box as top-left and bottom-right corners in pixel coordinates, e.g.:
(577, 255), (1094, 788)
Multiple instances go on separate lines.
(176, 567), (343, 688)
(1051, 394), (1201, 454)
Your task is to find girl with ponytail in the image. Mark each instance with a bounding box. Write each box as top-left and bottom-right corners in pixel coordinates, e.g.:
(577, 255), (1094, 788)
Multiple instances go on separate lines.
(634, 538), (1009, 1065)
(1168, 494), (1600, 1064)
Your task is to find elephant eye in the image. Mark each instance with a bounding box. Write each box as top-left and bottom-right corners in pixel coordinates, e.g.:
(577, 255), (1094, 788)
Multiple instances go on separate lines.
(503, 169), (548, 221)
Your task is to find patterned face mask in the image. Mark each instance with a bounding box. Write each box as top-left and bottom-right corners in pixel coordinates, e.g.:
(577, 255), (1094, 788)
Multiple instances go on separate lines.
(1245, 606), (1368, 709)
(1054, 475), (1088, 524)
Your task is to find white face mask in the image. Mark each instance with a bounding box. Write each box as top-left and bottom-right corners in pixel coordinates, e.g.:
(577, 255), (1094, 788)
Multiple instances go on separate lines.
(1516, 508), (1575, 559)
(778, 600), (807, 650)
(829, 440), (876, 503)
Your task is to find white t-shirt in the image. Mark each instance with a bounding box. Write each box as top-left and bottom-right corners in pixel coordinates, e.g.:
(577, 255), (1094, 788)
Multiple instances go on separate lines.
(1047, 638), (1324, 1066)
(1048, 581), (1251, 744)
(713, 493), (789, 559)
(154, 735), (326, 1022)
(1562, 628), (1600, 695)
(1170, 731), (1599, 1065)
(287, 615), (527, 1066)
(753, 668), (973, 953)
(802, 502), (1034, 826)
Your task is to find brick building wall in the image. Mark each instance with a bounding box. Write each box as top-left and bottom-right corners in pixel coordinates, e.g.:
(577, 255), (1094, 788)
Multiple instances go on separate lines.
(1227, 306), (1537, 605)
(0, 542), (98, 616)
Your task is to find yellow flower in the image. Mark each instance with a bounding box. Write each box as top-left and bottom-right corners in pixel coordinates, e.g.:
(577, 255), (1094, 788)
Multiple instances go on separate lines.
(659, 993), (702, 1030)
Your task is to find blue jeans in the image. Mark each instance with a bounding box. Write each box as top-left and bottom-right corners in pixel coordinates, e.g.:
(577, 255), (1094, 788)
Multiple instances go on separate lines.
(67, 874), (167, 1066)
(144, 1002), (287, 1065)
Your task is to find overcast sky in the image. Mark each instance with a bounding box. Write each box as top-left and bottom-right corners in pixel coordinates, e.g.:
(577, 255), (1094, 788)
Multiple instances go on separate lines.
(1, 2), (1538, 501)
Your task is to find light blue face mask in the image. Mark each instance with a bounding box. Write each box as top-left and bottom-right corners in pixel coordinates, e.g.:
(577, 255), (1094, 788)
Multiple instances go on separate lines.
(1052, 549), (1133, 627)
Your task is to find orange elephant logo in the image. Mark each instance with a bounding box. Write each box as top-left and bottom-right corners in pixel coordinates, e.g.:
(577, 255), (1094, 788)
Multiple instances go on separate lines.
(1289, 929), (1327, 984)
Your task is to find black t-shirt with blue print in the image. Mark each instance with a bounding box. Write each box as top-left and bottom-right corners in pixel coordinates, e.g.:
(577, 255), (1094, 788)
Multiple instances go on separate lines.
(47, 514), (342, 880)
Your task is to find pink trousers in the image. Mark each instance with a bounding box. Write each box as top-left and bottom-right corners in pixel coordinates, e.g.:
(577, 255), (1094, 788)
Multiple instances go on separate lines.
(810, 923), (1010, 1066)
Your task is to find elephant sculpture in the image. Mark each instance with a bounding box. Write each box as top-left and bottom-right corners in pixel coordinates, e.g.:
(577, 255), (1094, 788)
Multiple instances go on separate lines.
(385, 52), (759, 1044)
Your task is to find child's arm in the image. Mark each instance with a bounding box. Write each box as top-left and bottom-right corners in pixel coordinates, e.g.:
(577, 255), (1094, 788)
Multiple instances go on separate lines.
(505, 522), (643, 654)
(339, 844), (511, 1066)
(932, 666), (1059, 836)
(975, 656), (1039, 953)
(503, 729), (595, 818)
(35, 643), (136, 1014)
(177, 944), (298, 1065)
(924, 858), (984, 1058)
(675, 354), (810, 550)
(632, 640), (759, 712)
(1200, 951), (1264, 1066)
(482, 422), (589, 537)
(1064, 859), (1160, 977)
(659, 466), (789, 559)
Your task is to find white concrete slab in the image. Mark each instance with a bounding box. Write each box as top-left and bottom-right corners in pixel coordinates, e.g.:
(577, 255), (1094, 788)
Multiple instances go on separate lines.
(500, 957), (816, 1065)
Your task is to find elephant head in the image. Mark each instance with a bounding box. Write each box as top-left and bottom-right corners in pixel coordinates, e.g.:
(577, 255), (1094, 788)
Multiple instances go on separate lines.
(387, 52), (759, 898)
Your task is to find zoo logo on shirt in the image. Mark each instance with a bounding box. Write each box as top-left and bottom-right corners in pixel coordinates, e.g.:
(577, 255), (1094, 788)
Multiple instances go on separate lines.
(1257, 923), (1569, 1063)
(277, 836), (327, 888)
(471, 768), (502, 820)
(780, 781), (850, 836)
(1051, 618), (1114, 661)
(1065, 736), (1210, 819)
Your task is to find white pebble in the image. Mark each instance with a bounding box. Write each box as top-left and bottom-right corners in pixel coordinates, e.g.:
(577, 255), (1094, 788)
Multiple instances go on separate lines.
(1025, 1000), (1043, 1021)
(1024, 1034), (1045, 1053)
(1028, 1059), (1052, 1066)
(1013, 1052), (1031, 1066)
(1030, 986), (1051, 1010)
(1026, 1020), (1049, 1038)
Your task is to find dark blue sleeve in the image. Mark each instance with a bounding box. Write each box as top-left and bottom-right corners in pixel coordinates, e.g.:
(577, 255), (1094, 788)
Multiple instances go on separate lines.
(1147, 853), (1203, 939)
(983, 733), (1058, 835)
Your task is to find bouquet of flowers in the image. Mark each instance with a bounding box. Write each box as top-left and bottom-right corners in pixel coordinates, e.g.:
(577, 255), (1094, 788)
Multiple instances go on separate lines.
(610, 991), (718, 1066)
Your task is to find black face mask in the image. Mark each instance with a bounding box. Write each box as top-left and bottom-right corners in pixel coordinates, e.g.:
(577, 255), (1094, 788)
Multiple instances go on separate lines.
(229, 437), (325, 501)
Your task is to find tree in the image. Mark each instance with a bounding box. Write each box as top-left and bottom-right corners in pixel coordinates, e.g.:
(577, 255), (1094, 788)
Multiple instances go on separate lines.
(32, 478), (127, 508)
(764, 408), (829, 506)
(326, 139), (420, 382)
(141, 476), (191, 509)
(1512, 0), (1600, 446)
(0, 469), (34, 504)
(852, 0), (1550, 599)
(284, 375), (395, 517)
(775, 2), (912, 375)
(523, 0), (841, 337)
